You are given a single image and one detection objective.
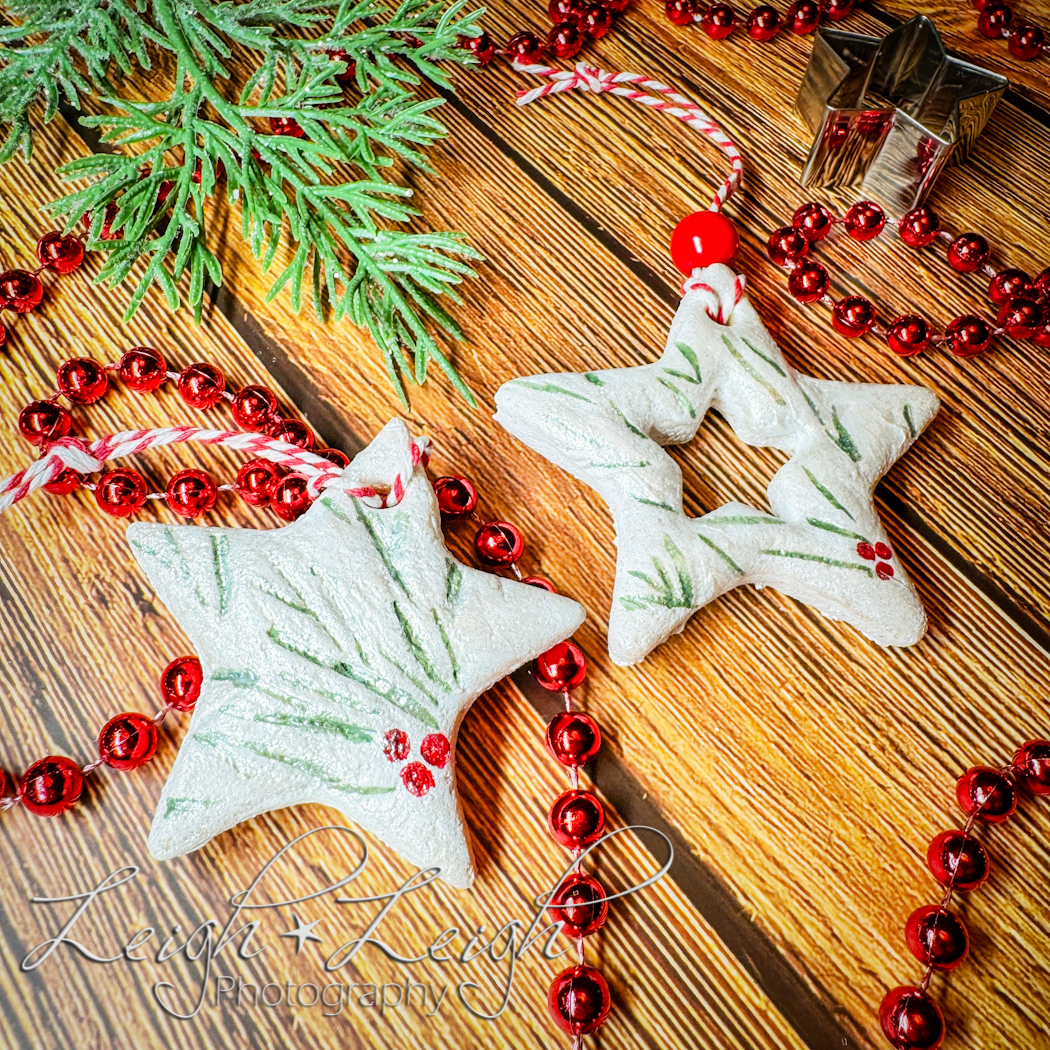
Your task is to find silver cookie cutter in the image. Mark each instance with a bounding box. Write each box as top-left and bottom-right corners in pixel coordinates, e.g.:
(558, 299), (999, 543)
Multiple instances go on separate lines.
(795, 15), (1008, 217)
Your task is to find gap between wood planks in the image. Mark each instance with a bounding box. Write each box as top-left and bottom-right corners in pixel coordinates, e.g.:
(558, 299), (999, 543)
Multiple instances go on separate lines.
(49, 16), (1050, 1046)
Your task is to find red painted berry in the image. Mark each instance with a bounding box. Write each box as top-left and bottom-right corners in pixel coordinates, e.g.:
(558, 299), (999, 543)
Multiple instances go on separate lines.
(875, 562), (894, 579)
(401, 761), (435, 796)
(874, 542), (892, 559)
(383, 729), (410, 762)
(857, 542), (876, 560)
(420, 733), (451, 769)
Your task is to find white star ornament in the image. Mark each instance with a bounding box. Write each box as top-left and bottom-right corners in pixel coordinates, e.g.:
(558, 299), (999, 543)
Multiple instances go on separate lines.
(127, 419), (585, 888)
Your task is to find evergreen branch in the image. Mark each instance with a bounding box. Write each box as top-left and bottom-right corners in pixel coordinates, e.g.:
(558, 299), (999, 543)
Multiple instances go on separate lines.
(3, 0), (484, 401)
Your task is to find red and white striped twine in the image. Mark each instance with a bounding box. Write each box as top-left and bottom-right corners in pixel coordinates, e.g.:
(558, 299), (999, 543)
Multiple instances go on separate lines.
(0, 427), (431, 515)
(514, 61), (743, 213)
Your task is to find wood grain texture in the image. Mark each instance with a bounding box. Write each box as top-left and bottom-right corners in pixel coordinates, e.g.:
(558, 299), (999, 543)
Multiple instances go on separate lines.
(1, 3), (1049, 1050)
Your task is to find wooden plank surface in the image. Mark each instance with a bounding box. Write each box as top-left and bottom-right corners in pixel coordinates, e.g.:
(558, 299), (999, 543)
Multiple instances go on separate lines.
(1, 2), (1050, 1049)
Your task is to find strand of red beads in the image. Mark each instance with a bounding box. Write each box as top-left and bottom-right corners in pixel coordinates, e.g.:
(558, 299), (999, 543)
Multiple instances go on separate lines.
(664, 0), (853, 40)
(1, 655), (204, 818)
(881, 739), (1050, 1049)
(768, 200), (1050, 358)
(457, 0), (629, 71)
(432, 474), (612, 1044)
(971, 0), (1048, 61)
(0, 230), (89, 348)
(17, 346), (350, 522)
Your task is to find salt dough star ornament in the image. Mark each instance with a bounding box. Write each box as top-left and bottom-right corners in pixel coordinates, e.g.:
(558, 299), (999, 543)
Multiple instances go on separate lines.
(128, 420), (585, 888)
(494, 264), (939, 666)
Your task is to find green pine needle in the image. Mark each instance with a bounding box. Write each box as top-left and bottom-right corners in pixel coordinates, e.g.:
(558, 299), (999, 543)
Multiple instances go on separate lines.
(0, 0), (485, 402)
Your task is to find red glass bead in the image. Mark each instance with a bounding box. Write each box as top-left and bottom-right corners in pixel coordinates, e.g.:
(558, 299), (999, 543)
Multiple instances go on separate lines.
(401, 761), (435, 797)
(269, 115), (305, 137)
(670, 211), (739, 273)
(548, 789), (606, 848)
(459, 32), (496, 64)
(36, 232), (85, 275)
(327, 48), (357, 83)
(383, 729), (410, 762)
(504, 31), (547, 63)
(550, 873), (609, 937)
(746, 5), (782, 39)
(875, 562), (894, 579)
(579, 4), (613, 37)
(926, 830), (989, 891)
(1035, 323), (1050, 348)
(535, 641), (587, 691)
(791, 202), (833, 242)
(972, 0), (993, 7)
(18, 401), (72, 445)
(997, 297), (1043, 339)
(0, 324), (5, 349)
(832, 295), (876, 337)
(786, 0), (820, 33)
(160, 655), (202, 711)
(879, 986), (945, 1050)
(98, 201), (122, 241)
(230, 384), (278, 430)
(905, 906), (969, 971)
(665, 0), (696, 25)
(267, 417), (315, 450)
(946, 232), (989, 274)
(420, 732), (451, 769)
(977, 2), (1012, 37)
(95, 468), (148, 518)
(474, 521), (525, 565)
(434, 475), (478, 517)
(56, 358), (108, 404)
(956, 765), (1016, 823)
(118, 347), (168, 392)
(1034, 267), (1050, 299)
(166, 469), (218, 518)
(885, 315), (931, 356)
(945, 315), (993, 358)
(236, 458), (281, 507)
(898, 206), (940, 248)
(98, 713), (158, 771)
(546, 710), (602, 766)
(0, 270), (44, 313)
(522, 575), (557, 592)
(1012, 738), (1050, 795)
(988, 268), (1033, 306)
(548, 21), (584, 58)
(178, 362), (226, 409)
(19, 757), (83, 817)
(315, 448), (350, 469)
(843, 200), (886, 241)
(548, 965), (611, 1036)
(604, 0), (630, 12)
(549, 0), (584, 20)
(271, 474), (313, 522)
(788, 260), (830, 303)
(767, 226), (810, 268)
(823, 0), (852, 20)
(701, 3), (737, 38)
(44, 469), (81, 496)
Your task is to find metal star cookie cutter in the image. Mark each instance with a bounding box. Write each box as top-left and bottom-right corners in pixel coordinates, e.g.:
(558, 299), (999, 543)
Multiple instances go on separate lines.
(795, 15), (1007, 216)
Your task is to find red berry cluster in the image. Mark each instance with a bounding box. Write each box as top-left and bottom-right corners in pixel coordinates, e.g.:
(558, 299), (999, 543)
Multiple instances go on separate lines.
(16, 347), (349, 523)
(434, 473), (612, 1040)
(664, 0), (852, 39)
(1, 656), (203, 817)
(881, 740), (1050, 1049)
(0, 231), (88, 347)
(457, 0), (628, 70)
(769, 200), (1050, 358)
(381, 727), (452, 797)
(972, 0), (1047, 61)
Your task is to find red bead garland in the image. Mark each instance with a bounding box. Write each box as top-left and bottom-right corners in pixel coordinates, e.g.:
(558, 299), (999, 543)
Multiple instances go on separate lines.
(883, 739), (1050, 1049)
(769, 200), (1048, 359)
(970, 0), (1048, 62)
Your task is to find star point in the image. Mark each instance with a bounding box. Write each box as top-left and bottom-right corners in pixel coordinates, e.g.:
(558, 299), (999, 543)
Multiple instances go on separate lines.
(281, 914), (323, 954)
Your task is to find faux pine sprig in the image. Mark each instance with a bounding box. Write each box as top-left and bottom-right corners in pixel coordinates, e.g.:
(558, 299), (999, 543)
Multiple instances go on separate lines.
(0, 0), (485, 405)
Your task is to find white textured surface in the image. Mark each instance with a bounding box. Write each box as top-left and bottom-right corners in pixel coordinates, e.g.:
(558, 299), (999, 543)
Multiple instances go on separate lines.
(494, 264), (939, 665)
(129, 420), (585, 888)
